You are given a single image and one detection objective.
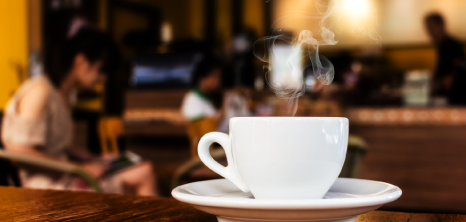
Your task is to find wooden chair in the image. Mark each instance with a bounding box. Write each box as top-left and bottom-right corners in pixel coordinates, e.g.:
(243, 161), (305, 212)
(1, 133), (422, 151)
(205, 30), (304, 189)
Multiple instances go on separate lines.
(186, 117), (218, 158)
(98, 116), (125, 157)
(172, 117), (224, 188)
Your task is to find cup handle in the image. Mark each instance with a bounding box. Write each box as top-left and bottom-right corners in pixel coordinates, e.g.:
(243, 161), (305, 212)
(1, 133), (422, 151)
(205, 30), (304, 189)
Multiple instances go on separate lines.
(198, 132), (250, 192)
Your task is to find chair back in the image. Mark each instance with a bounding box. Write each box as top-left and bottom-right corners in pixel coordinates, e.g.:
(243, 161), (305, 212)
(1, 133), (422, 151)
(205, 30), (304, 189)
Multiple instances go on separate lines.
(186, 118), (217, 158)
(98, 117), (125, 156)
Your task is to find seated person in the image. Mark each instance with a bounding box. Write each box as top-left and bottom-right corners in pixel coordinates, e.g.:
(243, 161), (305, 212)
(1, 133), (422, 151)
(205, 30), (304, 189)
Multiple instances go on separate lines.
(181, 58), (252, 129)
(181, 59), (223, 123)
(1, 27), (157, 196)
(181, 59), (225, 157)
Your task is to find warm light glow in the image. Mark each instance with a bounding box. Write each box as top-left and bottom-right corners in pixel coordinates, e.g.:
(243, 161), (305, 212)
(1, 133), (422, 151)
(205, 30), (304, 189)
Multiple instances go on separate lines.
(333, 0), (377, 39)
(161, 22), (173, 43)
(341, 0), (371, 20)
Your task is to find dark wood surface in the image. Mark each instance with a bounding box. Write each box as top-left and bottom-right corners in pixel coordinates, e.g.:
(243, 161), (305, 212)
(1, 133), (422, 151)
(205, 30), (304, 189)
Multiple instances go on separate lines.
(1, 186), (465, 222)
(124, 90), (187, 137)
(356, 211), (466, 222)
(352, 125), (466, 214)
(125, 90), (187, 109)
(0, 186), (214, 222)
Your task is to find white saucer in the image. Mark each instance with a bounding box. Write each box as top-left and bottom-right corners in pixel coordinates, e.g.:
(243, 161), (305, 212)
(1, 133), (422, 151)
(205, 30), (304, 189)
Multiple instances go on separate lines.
(172, 178), (402, 222)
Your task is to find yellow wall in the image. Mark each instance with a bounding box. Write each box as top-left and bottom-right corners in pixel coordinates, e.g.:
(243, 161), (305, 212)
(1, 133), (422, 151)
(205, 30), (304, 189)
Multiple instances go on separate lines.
(0, 0), (28, 111)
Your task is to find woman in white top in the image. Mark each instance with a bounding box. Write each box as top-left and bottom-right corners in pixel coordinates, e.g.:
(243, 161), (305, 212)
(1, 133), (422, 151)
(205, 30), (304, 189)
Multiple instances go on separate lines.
(181, 59), (223, 123)
(181, 58), (252, 131)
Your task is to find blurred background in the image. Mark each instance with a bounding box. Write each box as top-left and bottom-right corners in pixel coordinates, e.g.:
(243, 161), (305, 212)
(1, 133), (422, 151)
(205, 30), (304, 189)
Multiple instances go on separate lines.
(0, 0), (465, 214)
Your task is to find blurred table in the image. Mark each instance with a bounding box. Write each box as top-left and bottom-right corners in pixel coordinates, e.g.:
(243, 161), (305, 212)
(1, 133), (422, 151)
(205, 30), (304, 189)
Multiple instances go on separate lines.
(123, 108), (186, 136)
(0, 186), (465, 222)
(123, 90), (187, 137)
(124, 108), (185, 124)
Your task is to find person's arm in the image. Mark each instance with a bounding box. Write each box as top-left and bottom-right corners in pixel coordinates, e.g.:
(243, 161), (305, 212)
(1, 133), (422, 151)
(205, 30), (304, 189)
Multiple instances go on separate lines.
(9, 143), (106, 178)
(5, 84), (106, 178)
(6, 83), (55, 160)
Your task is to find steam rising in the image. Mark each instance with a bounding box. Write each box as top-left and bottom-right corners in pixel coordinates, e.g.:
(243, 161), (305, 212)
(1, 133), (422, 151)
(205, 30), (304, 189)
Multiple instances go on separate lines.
(254, 0), (381, 115)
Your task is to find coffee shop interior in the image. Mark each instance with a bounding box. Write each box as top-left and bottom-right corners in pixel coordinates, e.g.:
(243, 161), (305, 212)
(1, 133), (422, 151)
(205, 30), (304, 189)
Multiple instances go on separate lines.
(0, 0), (465, 217)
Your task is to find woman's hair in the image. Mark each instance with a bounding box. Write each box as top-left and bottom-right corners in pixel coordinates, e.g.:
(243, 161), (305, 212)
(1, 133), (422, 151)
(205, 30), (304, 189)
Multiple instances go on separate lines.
(191, 57), (223, 87)
(46, 27), (121, 87)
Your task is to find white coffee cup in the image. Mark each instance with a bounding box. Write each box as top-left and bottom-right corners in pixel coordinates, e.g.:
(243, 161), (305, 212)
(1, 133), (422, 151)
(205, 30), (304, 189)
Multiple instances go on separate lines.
(198, 117), (349, 199)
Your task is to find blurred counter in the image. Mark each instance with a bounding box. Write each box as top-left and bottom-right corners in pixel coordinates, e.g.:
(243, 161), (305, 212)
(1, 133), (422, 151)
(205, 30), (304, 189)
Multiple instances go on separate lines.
(349, 107), (466, 213)
(124, 109), (185, 124)
(124, 107), (466, 126)
(347, 107), (466, 125)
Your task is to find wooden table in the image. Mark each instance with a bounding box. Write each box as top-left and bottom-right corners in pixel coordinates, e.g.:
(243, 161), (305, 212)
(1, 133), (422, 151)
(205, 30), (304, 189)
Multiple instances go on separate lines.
(0, 187), (464, 222)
